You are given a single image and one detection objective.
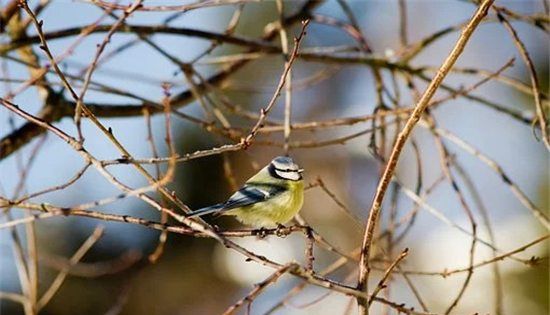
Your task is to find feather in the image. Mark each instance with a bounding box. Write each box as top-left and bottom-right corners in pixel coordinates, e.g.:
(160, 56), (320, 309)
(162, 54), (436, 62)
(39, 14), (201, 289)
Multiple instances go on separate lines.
(187, 184), (286, 218)
(186, 203), (225, 218)
(223, 184), (285, 209)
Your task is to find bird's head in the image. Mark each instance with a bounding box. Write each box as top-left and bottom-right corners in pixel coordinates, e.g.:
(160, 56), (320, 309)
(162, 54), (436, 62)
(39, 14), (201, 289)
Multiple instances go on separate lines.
(268, 156), (304, 181)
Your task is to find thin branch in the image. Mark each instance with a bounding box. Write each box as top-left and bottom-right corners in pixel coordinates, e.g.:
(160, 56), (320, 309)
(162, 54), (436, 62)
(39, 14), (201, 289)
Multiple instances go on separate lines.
(368, 248), (409, 305)
(222, 263), (296, 315)
(424, 124), (549, 228)
(396, 234), (549, 277)
(0, 1), (320, 160)
(37, 226), (105, 310)
(1, 25), (279, 55)
(74, 0), (144, 141)
(241, 20), (310, 149)
(276, 0), (293, 154)
(495, 9), (549, 149)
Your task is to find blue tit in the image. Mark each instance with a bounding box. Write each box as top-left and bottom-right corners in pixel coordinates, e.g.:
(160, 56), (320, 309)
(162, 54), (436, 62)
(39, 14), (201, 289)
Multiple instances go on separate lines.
(187, 156), (304, 228)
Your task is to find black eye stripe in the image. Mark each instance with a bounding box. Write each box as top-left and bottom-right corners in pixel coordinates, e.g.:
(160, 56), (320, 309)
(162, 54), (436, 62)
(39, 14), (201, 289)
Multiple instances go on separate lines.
(270, 162), (298, 172)
(275, 168), (297, 172)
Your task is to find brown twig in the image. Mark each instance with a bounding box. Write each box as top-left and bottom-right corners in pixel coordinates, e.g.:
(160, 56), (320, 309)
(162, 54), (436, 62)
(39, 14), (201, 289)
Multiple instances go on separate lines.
(452, 160), (503, 315)
(74, 0), (143, 141)
(395, 234), (549, 277)
(424, 124), (549, 228)
(222, 263), (296, 315)
(368, 248), (409, 305)
(425, 113), (477, 314)
(36, 226), (105, 310)
(494, 9), (549, 149)
(356, 2), (494, 314)
(241, 20), (310, 149)
(0, 1), (320, 160)
(277, 0), (293, 154)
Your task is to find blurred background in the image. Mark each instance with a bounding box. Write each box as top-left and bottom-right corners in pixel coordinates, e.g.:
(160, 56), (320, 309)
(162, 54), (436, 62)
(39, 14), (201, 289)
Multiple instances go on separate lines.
(0, 0), (548, 314)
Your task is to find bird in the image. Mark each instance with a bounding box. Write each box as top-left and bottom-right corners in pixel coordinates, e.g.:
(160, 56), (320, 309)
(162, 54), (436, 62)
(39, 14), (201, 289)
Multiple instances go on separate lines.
(187, 156), (304, 228)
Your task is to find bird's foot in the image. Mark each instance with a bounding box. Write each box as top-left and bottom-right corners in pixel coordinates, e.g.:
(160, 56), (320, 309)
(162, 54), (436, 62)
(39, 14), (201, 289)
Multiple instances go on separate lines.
(275, 224), (290, 237)
(254, 227), (269, 239)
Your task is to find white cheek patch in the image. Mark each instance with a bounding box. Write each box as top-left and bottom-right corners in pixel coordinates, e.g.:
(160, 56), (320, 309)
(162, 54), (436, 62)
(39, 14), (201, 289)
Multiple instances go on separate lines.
(275, 169), (301, 181)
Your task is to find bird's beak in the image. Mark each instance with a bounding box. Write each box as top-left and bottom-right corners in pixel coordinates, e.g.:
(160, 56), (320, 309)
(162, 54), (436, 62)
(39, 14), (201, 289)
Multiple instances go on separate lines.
(298, 168), (304, 173)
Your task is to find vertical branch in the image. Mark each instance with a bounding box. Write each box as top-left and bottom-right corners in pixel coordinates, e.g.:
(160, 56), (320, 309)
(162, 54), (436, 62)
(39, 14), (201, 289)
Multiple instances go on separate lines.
(23, 138), (48, 312)
(148, 83), (177, 263)
(398, 0), (408, 46)
(356, 1), (494, 314)
(276, 0), (293, 154)
(23, 209), (38, 312)
(7, 218), (33, 315)
(305, 226), (315, 270)
(3, 128), (48, 315)
(145, 103), (166, 263)
(382, 182), (399, 315)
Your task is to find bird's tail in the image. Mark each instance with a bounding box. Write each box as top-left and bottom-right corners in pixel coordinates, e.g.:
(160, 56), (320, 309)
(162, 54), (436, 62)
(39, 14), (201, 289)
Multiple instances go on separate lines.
(186, 204), (225, 218)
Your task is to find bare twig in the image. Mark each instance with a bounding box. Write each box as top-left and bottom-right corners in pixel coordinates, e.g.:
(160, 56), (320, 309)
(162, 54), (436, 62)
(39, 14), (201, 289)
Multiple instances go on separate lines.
(37, 226), (105, 310)
(222, 263), (296, 315)
(357, 2), (494, 314)
(495, 9), (549, 149)
(368, 248), (409, 305)
(241, 20), (310, 149)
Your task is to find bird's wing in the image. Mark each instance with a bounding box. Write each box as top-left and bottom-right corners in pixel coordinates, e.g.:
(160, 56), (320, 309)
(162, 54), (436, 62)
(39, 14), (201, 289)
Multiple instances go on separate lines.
(187, 203), (225, 218)
(222, 184), (286, 210)
(187, 184), (286, 218)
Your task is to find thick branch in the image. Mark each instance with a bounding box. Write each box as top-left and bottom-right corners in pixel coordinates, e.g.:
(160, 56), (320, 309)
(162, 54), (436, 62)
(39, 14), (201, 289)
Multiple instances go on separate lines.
(0, 24), (280, 54)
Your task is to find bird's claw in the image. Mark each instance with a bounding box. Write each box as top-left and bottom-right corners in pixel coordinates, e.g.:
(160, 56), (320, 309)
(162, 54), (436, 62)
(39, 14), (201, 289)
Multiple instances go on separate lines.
(275, 224), (289, 237)
(254, 227), (269, 239)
